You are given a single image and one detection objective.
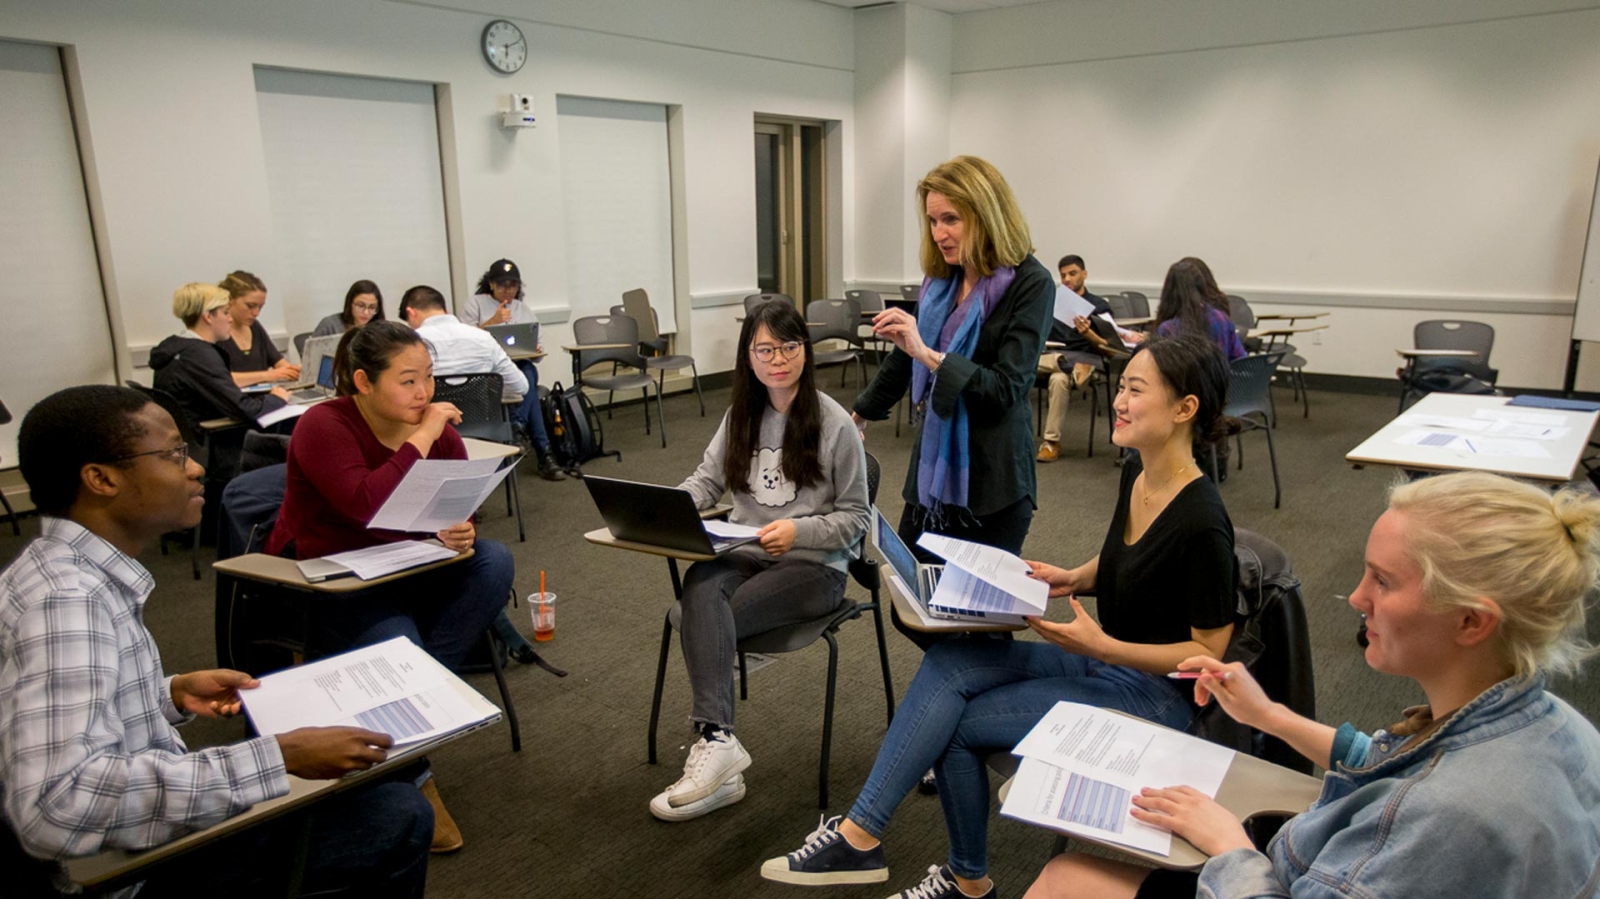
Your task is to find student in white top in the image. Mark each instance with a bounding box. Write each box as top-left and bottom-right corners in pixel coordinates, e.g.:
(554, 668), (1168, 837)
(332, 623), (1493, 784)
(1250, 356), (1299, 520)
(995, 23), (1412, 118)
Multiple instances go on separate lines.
(397, 285), (564, 483)
(459, 259), (571, 474)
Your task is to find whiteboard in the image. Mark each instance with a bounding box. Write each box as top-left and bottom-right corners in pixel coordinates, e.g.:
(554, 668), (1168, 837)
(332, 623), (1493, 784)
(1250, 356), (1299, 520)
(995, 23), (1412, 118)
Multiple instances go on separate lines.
(1573, 158), (1600, 343)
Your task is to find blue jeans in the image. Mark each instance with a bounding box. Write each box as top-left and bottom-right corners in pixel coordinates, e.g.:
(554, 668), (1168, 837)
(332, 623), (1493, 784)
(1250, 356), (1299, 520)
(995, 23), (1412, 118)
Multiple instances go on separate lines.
(138, 777), (431, 898)
(309, 539), (514, 670)
(510, 359), (551, 451)
(846, 639), (1192, 880)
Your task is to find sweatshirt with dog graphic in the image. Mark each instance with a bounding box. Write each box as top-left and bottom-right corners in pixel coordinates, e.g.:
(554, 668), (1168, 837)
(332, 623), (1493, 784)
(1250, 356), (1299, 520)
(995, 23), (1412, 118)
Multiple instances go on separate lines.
(678, 392), (870, 572)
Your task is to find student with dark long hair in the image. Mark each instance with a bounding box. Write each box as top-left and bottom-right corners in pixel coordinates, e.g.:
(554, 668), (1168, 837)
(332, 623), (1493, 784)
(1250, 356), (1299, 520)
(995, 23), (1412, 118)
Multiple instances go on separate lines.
(1153, 259), (1246, 362)
(265, 320), (512, 853)
(460, 258), (567, 476)
(312, 280), (386, 337)
(651, 300), (870, 822)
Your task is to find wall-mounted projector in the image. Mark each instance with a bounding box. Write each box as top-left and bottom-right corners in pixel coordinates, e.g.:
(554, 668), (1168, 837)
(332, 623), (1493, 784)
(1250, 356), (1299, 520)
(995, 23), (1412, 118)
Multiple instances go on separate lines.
(501, 93), (536, 129)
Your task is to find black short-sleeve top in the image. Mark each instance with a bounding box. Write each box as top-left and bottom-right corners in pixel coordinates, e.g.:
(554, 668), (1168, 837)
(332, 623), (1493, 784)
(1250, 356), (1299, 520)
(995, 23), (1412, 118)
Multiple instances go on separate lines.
(1094, 455), (1237, 646)
(218, 320), (283, 372)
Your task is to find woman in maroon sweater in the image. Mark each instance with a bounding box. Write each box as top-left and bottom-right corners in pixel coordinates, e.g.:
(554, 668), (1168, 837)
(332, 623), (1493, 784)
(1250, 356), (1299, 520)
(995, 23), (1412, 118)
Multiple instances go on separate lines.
(267, 321), (512, 672)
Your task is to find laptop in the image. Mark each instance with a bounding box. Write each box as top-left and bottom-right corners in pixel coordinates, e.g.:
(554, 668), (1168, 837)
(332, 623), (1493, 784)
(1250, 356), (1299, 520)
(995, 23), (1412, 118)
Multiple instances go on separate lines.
(287, 355), (337, 404)
(871, 508), (1007, 623)
(1088, 314), (1133, 353)
(584, 476), (756, 555)
(486, 322), (539, 355)
(285, 334), (342, 390)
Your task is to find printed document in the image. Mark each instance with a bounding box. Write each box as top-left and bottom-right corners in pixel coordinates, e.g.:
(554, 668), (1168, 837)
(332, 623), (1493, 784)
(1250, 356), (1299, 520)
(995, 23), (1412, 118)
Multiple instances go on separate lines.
(368, 458), (515, 532)
(916, 533), (1048, 617)
(1393, 430), (1550, 458)
(1000, 702), (1234, 855)
(243, 636), (499, 747)
(257, 404), (309, 428)
(703, 519), (761, 551)
(320, 541), (459, 580)
(1053, 286), (1096, 325)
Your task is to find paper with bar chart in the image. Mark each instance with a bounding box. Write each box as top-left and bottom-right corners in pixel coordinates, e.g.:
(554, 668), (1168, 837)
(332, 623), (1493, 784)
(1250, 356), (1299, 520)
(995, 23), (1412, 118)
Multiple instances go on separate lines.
(242, 637), (500, 747)
(999, 702), (1235, 855)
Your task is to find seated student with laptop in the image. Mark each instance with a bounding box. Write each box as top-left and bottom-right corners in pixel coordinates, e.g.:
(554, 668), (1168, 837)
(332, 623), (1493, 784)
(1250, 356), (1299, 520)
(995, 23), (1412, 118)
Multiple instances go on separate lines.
(312, 279), (386, 337)
(265, 321), (512, 853)
(150, 282), (292, 426)
(0, 385), (430, 898)
(217, 270), (301, 387)
(761, 335), (1238, 899)
(649, 299), (870, 822)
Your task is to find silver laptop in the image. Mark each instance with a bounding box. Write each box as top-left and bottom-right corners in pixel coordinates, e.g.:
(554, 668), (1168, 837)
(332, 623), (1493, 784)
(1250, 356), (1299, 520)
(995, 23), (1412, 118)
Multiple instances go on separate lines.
(287, 355), (337, 404)
(486, 322), (539, 354)
(286, 334), (342, 390)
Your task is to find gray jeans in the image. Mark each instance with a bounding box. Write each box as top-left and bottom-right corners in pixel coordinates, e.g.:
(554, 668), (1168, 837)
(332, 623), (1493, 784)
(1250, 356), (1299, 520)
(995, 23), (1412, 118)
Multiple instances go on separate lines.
(679, 553), (848, 729)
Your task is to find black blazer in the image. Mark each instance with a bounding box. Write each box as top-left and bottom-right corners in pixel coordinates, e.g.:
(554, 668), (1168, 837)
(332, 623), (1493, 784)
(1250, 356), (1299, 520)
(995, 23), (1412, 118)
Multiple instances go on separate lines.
(854, 254), (1053, 516)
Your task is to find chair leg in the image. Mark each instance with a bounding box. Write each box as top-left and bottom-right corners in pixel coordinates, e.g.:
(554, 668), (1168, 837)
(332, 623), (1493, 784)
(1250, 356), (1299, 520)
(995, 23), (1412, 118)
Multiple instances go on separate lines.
(818, 631), (839, 809)
(656, 385), (668, 448)
(509, 464), (526, 543)
(1298, 369), (1311, 419)
(641, 387), (651, 435)
(1265, 424), (1282, 509)
(484, 629), (521, 752)
(738, 651), (748, 700)
(0, 489), (18, 536)
(871, 597), (895, 726)
(691, 363), (705, 416)
(647, 613), (673, 765)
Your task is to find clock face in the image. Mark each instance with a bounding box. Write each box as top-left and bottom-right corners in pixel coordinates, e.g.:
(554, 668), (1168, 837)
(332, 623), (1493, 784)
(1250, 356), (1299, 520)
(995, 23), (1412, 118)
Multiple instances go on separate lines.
(482, 19), (527, 74)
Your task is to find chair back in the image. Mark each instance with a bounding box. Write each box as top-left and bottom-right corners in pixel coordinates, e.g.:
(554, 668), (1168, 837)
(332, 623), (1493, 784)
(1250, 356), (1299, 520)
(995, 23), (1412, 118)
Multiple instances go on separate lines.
(430, 372), (511, 442)
(620, 288), (661, 343)
(845, 289), (883, 314)
(807, 298), (862, 346)
(292, 331), (312, 359)
(1120, 291), (1151, 318)
(240, 432), (291, 472)
(612, 301), (668, 355)
(1415, 320), (1493, 359)
(1223, 351), (1286, 421)
(1227, 295), (1255, 330)
(743, 293), (793, 315)
(572, 314), (647, 371)
(1105, 293), (1135, 321)
(899, 284), (920, 302)
(0, 397), (12, 426)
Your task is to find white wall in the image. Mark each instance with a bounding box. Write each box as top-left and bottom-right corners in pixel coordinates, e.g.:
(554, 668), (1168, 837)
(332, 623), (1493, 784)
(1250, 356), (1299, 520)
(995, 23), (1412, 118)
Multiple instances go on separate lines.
(948, 0), (1600, 388)
(0, 0), (856, 390)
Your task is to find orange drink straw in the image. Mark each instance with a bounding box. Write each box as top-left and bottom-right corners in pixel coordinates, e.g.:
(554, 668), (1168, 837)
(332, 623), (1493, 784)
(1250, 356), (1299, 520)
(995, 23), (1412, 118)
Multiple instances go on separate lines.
(540, 569), (546, 599)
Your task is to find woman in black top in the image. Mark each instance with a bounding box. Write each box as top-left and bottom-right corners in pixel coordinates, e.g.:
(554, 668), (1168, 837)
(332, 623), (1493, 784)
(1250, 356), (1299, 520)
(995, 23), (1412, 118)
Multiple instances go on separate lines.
(217, 270), (301, 387)
(761, 334), (1237, 899)
(851, 155), (1053, 560)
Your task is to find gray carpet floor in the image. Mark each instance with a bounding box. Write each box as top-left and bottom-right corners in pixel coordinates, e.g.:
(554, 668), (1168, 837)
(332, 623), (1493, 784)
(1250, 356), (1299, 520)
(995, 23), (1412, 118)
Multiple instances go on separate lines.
(2, 372), (1595, 898)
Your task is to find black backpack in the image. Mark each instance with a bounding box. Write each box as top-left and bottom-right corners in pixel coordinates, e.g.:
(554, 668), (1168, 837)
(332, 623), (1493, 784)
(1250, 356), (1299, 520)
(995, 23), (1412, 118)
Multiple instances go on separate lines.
(541, 381), (621, 466)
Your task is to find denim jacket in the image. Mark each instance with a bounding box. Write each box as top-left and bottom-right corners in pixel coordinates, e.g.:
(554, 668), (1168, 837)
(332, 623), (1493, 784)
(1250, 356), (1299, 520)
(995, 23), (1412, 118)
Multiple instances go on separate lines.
(1198, 674), (1600, 898)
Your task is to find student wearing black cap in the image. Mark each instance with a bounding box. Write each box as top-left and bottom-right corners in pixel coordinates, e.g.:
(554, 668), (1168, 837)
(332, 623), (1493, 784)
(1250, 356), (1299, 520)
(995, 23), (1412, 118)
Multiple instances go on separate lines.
(461, 259), (570, 477)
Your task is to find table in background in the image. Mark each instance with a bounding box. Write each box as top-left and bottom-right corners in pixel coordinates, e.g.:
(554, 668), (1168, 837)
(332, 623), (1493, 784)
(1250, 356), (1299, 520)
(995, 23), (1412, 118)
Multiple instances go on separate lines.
(1345, 392), (1599, 483)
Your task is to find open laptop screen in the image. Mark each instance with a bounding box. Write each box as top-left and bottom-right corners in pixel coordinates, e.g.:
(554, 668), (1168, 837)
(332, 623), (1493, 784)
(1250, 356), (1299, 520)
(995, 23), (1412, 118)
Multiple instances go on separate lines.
(317, 354), (337, 390)
(874, 509), (920, 587)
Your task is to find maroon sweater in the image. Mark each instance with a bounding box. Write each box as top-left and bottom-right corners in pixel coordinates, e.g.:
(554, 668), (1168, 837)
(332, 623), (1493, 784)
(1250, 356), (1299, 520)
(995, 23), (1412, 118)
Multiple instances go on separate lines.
(267, 396), (466, 559)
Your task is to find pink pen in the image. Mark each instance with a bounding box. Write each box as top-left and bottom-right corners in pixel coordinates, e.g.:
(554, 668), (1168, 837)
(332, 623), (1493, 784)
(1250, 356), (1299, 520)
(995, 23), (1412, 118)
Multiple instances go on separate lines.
(1166, 671), (1230, 681)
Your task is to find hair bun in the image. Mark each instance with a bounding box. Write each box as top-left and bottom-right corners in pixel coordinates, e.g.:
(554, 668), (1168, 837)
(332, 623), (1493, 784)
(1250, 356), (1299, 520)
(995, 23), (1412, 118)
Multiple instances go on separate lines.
(1552, 489), (1600, 550)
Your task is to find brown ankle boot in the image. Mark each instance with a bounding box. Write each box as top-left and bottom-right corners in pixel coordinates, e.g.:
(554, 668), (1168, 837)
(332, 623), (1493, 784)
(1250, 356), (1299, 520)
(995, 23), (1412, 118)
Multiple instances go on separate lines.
(421, 778), (463, 853)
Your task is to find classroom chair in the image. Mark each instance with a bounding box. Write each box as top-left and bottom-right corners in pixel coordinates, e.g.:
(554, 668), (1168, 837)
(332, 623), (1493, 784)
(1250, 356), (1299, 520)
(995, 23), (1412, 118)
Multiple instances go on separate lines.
(844, 288), (889, 368)
(570, 314), (666, 449)
(612, 288), (706, 417)
(430, 372), (526, 543)
(807, 297), (869, 388)
(646, 453), (895, 809)
(1217, 351), (1287, 509)
(1119, 290), (1151, 319)
(292, 331), (312, 360)
(743, 293), (793, 314)
(1396, 320), (1498, 412)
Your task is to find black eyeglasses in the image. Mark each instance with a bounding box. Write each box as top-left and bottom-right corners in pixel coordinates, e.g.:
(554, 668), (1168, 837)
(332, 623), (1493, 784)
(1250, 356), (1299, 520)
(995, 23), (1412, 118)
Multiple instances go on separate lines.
(112, 444), (190, 467)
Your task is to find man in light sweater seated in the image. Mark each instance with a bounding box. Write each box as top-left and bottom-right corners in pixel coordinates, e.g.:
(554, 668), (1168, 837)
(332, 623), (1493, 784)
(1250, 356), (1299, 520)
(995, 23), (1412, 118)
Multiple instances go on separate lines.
(0, 385), (430, 898)
(397, 284), (564, 482)
(649, 300), (871, 822)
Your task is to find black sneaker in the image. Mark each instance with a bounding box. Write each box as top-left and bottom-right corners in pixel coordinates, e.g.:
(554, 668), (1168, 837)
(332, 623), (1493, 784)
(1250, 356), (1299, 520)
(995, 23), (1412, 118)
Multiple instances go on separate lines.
(759, 815), (889, 886)
(534, 452), (567, 481)
(890, 865), (995, 899)
(917, 768), (938, 795)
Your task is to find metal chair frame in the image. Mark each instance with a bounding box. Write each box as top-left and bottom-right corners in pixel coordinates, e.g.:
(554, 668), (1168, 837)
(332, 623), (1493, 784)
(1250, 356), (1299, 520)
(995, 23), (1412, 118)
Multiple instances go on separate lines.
(571, 315), (667, 448)
(430, 372), (526, 543)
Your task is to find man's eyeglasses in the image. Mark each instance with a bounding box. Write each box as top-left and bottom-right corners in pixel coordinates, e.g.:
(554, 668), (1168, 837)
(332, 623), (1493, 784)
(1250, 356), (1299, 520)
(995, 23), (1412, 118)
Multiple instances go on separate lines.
(750, 342), (805, 363)
(113, 444), (191, 467)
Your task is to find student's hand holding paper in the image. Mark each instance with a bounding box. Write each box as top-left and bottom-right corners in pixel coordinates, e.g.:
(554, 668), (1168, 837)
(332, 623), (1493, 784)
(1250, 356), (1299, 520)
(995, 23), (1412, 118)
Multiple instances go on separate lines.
(1025, 597), (1108, 657)
(1130, 786), (1255, 857)
(171, 669), (259, 718)
(1025, 559), (1086, 598)
(276, 727), (393, 779)
(1178, 656), (1271, 729)
(437, 520), (475, 553)
(756, 519), (797, 556)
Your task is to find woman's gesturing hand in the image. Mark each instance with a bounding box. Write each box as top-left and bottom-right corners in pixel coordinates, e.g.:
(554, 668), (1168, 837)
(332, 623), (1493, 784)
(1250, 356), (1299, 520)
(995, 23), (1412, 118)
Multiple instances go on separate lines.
(871, 308), (928, 360)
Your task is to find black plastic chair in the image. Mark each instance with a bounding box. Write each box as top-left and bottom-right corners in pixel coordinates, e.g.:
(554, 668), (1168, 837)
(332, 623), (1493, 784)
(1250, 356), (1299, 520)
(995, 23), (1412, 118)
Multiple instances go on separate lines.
(1105, 293), (1135, 321)
(431, 372), (525, 543)
(0, 398), (18, 536)
(1120, 291), (1151, 319)
(1220, 352), (1287, 509)
(646, 453), (895, 809)
(571, 315), (666, 448)
(898, 284), (920, 303)
(743, 293), (793, 315)
(808, 298), (868, 388)
(614, 289), (705, 417)
(1397, 320), (1498, 412)
(292, 331), (312, 359)
(845, 289), (889, 368)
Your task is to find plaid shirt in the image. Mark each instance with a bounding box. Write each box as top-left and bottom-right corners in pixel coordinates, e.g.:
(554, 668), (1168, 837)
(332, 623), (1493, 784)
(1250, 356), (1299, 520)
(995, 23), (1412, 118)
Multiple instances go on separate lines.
(0, 518), (287, 879)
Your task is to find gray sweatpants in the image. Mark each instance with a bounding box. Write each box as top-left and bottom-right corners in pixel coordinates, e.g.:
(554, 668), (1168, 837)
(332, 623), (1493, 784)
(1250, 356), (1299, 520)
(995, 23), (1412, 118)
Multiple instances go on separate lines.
(678, 553), (848, 729)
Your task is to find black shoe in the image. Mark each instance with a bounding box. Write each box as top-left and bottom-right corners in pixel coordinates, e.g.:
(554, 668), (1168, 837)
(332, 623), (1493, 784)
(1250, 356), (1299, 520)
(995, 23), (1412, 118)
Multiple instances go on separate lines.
(510, 644), (539, 665)
(535, 453), (566, 481)
(759, 815), (889, 886)
(917, 768), (938, 795)
(888, 865), (995, 899)
(564, 463), (584, 479)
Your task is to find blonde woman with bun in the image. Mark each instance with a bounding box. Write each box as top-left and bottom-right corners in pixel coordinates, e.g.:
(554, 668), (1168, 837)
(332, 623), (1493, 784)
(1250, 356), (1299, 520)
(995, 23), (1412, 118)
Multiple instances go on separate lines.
(217, 270), (301, 386)
(1025, 470), (1600, 899)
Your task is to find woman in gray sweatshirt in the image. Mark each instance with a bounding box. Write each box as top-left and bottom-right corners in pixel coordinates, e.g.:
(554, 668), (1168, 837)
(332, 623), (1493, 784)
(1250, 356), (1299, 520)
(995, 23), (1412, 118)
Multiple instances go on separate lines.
(649, 300), (871, 823)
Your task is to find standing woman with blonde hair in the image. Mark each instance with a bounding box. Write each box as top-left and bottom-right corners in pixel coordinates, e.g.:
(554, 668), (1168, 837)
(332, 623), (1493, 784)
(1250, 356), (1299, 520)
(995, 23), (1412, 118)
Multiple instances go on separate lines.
(852, 156), (1053, 577)
(217, 270), (301, 387)
(1026, 469), (1600, 899)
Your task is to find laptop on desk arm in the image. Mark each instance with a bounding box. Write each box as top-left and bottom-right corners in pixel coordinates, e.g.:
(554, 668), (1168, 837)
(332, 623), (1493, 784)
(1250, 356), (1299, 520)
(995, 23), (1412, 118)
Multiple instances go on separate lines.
(287, 355), (338, 404)
(584, 476), (757, 556)
(285, 334), (342, 390)
(486, 322), (539, 353)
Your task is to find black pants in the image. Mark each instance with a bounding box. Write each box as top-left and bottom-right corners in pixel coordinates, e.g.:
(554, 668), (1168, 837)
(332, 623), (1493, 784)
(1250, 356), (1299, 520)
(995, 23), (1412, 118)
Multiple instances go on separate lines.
(893, 496), (1035, 651)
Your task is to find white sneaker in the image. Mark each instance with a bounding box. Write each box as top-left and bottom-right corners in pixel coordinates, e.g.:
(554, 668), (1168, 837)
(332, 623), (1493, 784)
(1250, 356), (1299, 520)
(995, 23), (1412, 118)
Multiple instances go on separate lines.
(649, 774), (746, 821)
(667, 730), (752, 807)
